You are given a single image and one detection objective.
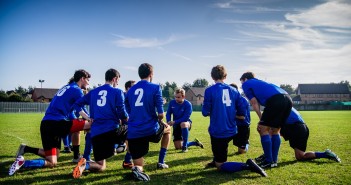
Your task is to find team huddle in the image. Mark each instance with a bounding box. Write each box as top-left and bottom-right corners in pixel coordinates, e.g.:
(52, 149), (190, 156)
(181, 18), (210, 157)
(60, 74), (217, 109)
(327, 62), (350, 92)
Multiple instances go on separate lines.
(8, 63), (341, 181)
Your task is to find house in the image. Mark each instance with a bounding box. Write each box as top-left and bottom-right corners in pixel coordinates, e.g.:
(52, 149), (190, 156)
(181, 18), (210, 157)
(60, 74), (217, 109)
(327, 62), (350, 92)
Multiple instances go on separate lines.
(295, 84), (350, 104)
(31, 88), (59, 102)
(185, 87), (206, 106)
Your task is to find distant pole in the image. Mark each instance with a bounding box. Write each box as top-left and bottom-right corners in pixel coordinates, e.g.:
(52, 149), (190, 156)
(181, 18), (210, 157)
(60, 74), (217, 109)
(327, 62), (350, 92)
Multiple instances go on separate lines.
(39, 79), (45, 89)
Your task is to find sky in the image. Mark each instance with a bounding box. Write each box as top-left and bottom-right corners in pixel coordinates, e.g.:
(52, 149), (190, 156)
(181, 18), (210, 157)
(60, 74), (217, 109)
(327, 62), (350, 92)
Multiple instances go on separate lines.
(1, 0), (350, 92)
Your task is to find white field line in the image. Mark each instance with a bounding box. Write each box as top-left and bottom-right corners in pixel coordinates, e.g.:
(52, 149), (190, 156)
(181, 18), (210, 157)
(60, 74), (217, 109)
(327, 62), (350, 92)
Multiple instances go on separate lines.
(1, 131), (24, 141)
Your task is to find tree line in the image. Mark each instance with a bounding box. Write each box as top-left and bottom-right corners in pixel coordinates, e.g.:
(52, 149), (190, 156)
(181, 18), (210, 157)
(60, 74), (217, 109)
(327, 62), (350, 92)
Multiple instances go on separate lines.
(1, 80), (350, 102)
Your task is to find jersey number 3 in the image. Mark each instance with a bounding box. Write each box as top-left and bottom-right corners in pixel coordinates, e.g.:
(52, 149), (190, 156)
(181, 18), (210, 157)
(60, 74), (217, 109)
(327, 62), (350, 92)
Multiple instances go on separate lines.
(222, 89), (232, 106)
(97, 90), (107, 107)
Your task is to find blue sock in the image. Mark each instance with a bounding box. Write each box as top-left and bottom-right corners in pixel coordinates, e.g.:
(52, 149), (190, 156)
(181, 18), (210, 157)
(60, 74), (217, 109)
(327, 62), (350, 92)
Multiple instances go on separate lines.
(158, 147), (167, 164)
(315, 152), (328, 158)
(261, 134), (273, 163)
(62, 135), (69, 147)
(124, 152), (132, 163)
(187, 141), (197, 147)
(271, 134), (281, 163)
(220, 162), (246, 172)
(83, 132), (92, 160)
(85, 162), (90, 170)
(23, 159), (45, 168)
(181, 128), (189, 148)
(68, 133), (72, 146)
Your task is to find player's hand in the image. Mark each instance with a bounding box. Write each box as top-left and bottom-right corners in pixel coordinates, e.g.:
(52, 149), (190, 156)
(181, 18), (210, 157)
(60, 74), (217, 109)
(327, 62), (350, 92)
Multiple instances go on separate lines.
(167, 121), (174, 126)
(257, 122), (262, 132)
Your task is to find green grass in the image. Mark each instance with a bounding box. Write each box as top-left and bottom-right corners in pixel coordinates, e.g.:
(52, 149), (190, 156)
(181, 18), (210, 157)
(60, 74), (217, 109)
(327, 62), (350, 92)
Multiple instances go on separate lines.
(0, 111), (350, 184)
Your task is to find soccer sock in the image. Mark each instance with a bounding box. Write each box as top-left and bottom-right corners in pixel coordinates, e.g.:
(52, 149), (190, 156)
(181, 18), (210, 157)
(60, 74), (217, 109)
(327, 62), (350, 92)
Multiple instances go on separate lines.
(124, 152), (132, 163)
(220, 162), (246, 172)
(181, 128), (189, 148)
(23, 159), (45, 168)
(83, 133), (92, 160)
(62, 135), (69, 147)
(158, 147), (167, 164)
(85, 162), (90, 170)
(72, 145), (80, 159)
(261, 135), (273, 163)
(271, 134), (281, 163)
(24, 146), (40, 155)
(187, 141), (197, 147)
(315, 152), (328, 158)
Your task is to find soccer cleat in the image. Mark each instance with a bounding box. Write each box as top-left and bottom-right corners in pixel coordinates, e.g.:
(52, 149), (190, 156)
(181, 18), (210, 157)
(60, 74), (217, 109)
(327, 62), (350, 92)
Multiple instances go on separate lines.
(246, 159), (267, 177)
(157, 163), (169, 169)
(122, 161), (133, 169)
(72, 155), (83, 163)
(325, 149), (341, 163)
(72, 158), (86, 179)
(116, 144), (126, 154)
(62, 146), (72, 153)
(181, 146), (188, 153)
(194, 138), (204, 149)
(254, 154), (265, 164)
(205, 160), (216, 168)
(9, 155), (25, 176)
(132, 166), (150, 181)
(258, 160), (276, 169)
(15, 144), (26, 158)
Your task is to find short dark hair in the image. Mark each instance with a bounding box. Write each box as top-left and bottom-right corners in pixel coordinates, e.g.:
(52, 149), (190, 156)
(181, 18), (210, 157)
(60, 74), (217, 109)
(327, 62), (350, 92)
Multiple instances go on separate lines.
(138, 63), (153, 79)
(230, 83), (238, 90)
(240, 72), (255, 81)
(69, 69), (91, 84)
(105, 68), (120, 81)
(125, 80), (136, 90)
(211, 65), (227, 80)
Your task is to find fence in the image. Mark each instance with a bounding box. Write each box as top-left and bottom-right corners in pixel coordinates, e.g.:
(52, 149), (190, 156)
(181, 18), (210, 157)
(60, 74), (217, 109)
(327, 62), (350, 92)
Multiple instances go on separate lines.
(0, 102), (50, 113)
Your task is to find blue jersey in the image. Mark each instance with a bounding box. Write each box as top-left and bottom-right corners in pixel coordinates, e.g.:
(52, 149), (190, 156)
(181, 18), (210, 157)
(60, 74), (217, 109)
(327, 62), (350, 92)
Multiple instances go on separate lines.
(166, 99), (192, 125)
(126, 80), (164, 139)
(285, 107), (304, 124)
(43, 83), (84, 121)
(236, 96), (251, 126)
(202, 83), (245, 138)
(242, 78), (287, 106)
(73, 84), (128, 137)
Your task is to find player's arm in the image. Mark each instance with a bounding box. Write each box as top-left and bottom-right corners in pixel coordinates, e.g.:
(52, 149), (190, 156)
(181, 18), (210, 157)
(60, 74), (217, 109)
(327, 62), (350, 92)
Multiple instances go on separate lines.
(116, 90), (128, 123)
(72, 93), (91, 121)
(249, 97), (261, 119)
(201, 89), (211, 117)
(166, 101), (172, 124)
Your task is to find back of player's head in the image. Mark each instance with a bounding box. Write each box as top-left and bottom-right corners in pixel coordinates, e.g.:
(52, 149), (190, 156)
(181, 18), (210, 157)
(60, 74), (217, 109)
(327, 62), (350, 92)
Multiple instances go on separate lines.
(240, 72), (255, 81)
(230, 83), (238, 90)
(175, 88), (185, 96)
(211, 65), (227, 80)
(105, 68), (120, 81)
(138, 63), (153, 79)
(125, 80), (136, 90)
(73, 69), (91, 83)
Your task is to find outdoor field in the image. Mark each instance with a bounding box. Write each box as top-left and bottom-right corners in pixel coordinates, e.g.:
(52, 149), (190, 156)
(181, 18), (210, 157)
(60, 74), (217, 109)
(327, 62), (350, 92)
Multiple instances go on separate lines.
(0, 111), (350, 185)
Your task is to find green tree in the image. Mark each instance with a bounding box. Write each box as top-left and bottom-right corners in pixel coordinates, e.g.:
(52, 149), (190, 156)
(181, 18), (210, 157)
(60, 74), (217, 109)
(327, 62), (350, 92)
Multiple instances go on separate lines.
(280, 84), (295, 95)
(339, 80), (351, 91)
(161, 81), (178, 102)
(8, 93), (24, 102)
(15, 86), (28, 95)
(192, 78), (209, 87)
(182, 83), (192, 91)
(0, 90), (8, 102)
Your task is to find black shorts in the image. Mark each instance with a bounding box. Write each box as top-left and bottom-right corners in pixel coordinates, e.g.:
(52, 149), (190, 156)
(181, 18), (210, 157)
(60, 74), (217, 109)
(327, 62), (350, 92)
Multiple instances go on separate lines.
(173, 121), (192, 141)
(128, 122), (165, 160)
(233, 125), (250, 149)
(92, 125), (128, 161)
(40, 120), (72, 151)
(260, 94), (292, 128)
(280, 123), (309, 152)
(210, 135), (235, 163)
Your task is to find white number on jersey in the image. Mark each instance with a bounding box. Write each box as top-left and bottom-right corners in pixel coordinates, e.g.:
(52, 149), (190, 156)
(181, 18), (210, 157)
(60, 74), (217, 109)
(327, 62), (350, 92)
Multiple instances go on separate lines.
(97, 90), (107, 107)
(56, 85), (70, 96)
(222, 89), (232, 106)
(135, 88), (144, 106)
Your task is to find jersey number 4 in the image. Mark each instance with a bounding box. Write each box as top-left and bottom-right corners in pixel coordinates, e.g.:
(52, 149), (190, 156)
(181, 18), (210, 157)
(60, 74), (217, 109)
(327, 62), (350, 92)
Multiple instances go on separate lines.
(222, 89), (232, 106)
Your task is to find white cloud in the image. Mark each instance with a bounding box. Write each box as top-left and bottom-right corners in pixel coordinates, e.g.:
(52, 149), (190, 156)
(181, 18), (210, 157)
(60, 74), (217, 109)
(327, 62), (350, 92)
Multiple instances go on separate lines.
(123, 66), (138, 71)
(112, 34), (183, 48)
(285, 1), (351, 28)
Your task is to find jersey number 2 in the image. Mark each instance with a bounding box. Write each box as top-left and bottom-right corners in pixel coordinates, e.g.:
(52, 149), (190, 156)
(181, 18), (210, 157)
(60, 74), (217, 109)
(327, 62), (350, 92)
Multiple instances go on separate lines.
(135, 88), (144, 106)
(222, 89), (232, 106)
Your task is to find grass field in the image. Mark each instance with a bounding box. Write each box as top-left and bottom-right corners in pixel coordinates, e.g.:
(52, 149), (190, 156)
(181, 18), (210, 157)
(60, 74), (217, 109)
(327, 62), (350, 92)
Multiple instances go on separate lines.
(0, 111), (350, 185)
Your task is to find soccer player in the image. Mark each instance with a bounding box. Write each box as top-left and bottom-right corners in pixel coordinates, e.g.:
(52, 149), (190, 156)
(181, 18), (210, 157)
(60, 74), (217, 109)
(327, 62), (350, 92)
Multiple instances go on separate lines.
(166, 88), (204, 153)
(9, 69), (92, 176)
(230, 83), (251, 154)
(202, 65), (266, 177)
(240, 72), (292, 168)
(255, 107), (341, 163)
(71, 68), (128, 178)
(125, 63), (171, 181)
